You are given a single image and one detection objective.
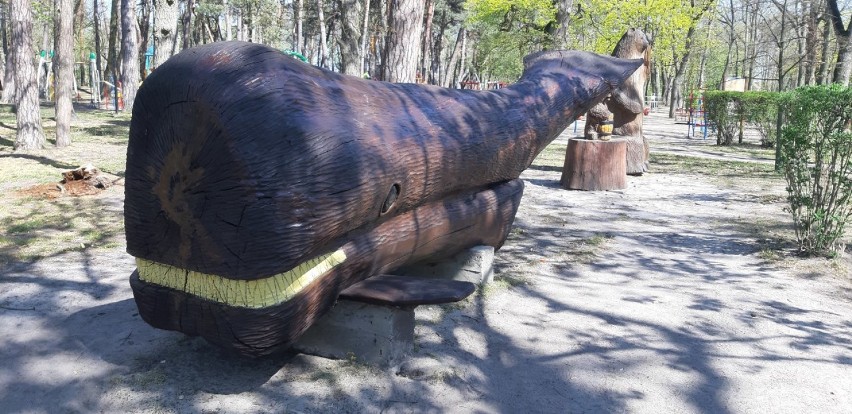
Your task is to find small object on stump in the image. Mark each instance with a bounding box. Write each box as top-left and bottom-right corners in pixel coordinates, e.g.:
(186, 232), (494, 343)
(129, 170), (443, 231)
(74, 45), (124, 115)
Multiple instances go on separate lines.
(598, 113), (614, 141)
(560, 138), (627, 191)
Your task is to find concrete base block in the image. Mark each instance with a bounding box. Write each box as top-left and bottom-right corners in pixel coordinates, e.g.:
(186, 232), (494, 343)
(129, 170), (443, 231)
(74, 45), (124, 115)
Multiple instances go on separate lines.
(293, 300), (414, 367)
(397, 245), (494, 285)
(294, 245), (494, 366)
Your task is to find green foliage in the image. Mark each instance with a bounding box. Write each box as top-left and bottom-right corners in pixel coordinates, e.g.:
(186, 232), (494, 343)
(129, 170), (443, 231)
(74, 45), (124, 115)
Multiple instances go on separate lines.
(572, 0), (714, 66)
(466, 0), (556, 28)
(465, 0), (557, 80)
(739, 92), (783, 147)
(703, 91), (740, 145)
(704, 91), (785, 147)
(780, 85), (852, 256)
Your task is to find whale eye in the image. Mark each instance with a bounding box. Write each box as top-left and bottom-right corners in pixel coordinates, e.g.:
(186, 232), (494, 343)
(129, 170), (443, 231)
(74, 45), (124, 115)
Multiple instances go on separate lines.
(380, 184), (400, 216)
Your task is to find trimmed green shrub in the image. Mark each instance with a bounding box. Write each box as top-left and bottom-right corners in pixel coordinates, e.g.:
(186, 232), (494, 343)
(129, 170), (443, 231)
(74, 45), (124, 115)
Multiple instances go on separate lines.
(739, 92), (783, 147)
(704, 91), (785, 147)
(780, 85), (852, 256)
(704, 91), (739, 145)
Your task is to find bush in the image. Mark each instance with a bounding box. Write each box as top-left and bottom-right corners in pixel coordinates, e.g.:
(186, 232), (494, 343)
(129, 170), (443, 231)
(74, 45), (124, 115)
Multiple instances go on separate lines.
(704, 91), (739, 145)
(740, 92), (782, 147)
(780, 85), (852, 256)
(704, 91), (785, 147)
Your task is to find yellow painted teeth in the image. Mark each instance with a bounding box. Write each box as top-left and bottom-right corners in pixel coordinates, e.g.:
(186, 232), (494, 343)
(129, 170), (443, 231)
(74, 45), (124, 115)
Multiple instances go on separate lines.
(135, 250), (347, 309)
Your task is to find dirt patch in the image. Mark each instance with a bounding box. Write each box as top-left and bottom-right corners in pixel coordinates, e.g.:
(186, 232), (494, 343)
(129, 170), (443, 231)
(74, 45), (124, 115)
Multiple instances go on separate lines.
(15, 171), (123, 199)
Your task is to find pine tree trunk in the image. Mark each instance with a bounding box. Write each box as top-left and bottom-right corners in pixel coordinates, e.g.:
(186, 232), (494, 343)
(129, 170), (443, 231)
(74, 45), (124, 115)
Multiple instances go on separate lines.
(93, 0), (101, 74)
(834, 36), (852, 86)
(442, 26), (464, 87)
(224, 0), (231, 41)
(11, 0), (44, 150)
(120, 0), (139, 111)
(335, 0), (362, 76)
(828, 0), (852, 86)
(55, 0), (74, 147)
(153, 0), (179, 68)
(381, 0), (424, 83)
(1, 2), (7, 56)
(429, 11), (445, 85)
(803, 0), (819, 85)
(104, 0), (118, 83)
(139, 0), (153, 78)
(1, 2), (14, 104)
(456, 29), (467, 87)
(295, 0), (302, 54)
(358, 0), (370, 76)
(420, 0), (433, 82)
(181, 0), (194, 50)
(0, 42), (4, 90)
(317, 0), (328, 68)
(73, 0), (83, 62)
(818, 20), (832, 84)
(668, 26), (695, 118)
(649, 62), (658, 97)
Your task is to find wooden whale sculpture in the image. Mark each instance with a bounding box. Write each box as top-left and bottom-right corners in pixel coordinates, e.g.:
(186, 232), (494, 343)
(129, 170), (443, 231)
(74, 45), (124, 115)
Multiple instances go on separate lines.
(125, 41), (642, 356)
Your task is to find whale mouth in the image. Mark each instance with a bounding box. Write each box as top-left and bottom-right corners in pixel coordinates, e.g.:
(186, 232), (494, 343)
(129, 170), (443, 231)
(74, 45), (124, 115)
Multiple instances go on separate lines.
(135, 249), (347, 309)
(129, 179), (526, 355)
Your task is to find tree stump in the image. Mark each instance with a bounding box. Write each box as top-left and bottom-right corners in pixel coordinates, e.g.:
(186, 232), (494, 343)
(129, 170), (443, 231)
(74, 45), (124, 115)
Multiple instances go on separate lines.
(560, 138), (627, 191)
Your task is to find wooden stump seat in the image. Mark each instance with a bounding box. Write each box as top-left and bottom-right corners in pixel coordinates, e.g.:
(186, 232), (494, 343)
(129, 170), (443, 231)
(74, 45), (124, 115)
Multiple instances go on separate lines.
(560, 138), (627, 191)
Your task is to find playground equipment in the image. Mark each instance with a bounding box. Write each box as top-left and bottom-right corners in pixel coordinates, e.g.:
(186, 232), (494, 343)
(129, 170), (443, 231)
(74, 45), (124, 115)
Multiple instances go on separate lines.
(683, 92), (711, 139)
(284, 50), (309, 63)
(89, 53), (101, 106)
(125, 41), (642, 356)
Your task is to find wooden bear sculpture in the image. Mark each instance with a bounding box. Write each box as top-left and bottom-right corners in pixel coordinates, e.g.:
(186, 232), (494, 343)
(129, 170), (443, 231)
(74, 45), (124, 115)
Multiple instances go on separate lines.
(125, 41), (642, 356)
(584, 28), (652, 174)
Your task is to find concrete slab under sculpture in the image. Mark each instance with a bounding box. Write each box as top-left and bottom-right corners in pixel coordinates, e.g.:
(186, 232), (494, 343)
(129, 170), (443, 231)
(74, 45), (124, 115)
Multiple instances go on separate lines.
(294, 246), (494, 366)
(397, 245), (495, 285)
(294, 300), (415, 367)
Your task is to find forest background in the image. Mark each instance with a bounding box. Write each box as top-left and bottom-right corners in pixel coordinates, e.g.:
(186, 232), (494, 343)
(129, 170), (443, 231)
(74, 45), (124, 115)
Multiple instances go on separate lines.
(0, 0), (851, 150)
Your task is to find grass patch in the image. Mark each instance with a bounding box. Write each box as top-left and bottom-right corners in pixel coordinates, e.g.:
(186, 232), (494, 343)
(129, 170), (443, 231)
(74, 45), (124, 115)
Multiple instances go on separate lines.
(0, 104), (130, 267)
(710, 142), (775, 159)
(7, 217), (51, 233)
(650, 152), (778, 179)
(585, 234), (610, 247)
(129, 368), (167, 388)
(531, 142), (567, 169)
(0, 104), (131, 176)
(0, 194), (125, 265)
(555, 233), (614, 264)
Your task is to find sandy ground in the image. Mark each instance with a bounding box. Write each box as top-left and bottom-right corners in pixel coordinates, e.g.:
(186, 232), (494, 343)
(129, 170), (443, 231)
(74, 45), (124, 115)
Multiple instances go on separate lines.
(1, 111), (851, 413)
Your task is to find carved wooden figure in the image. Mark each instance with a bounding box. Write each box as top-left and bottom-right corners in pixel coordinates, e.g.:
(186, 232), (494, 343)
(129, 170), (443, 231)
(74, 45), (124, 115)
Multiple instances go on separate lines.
(584, 28), (652, 174)
(125, 41), (642, 356)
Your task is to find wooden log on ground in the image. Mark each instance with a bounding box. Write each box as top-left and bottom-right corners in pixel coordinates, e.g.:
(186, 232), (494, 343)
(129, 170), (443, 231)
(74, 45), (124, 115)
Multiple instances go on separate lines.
(560, 138), (627, 191)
